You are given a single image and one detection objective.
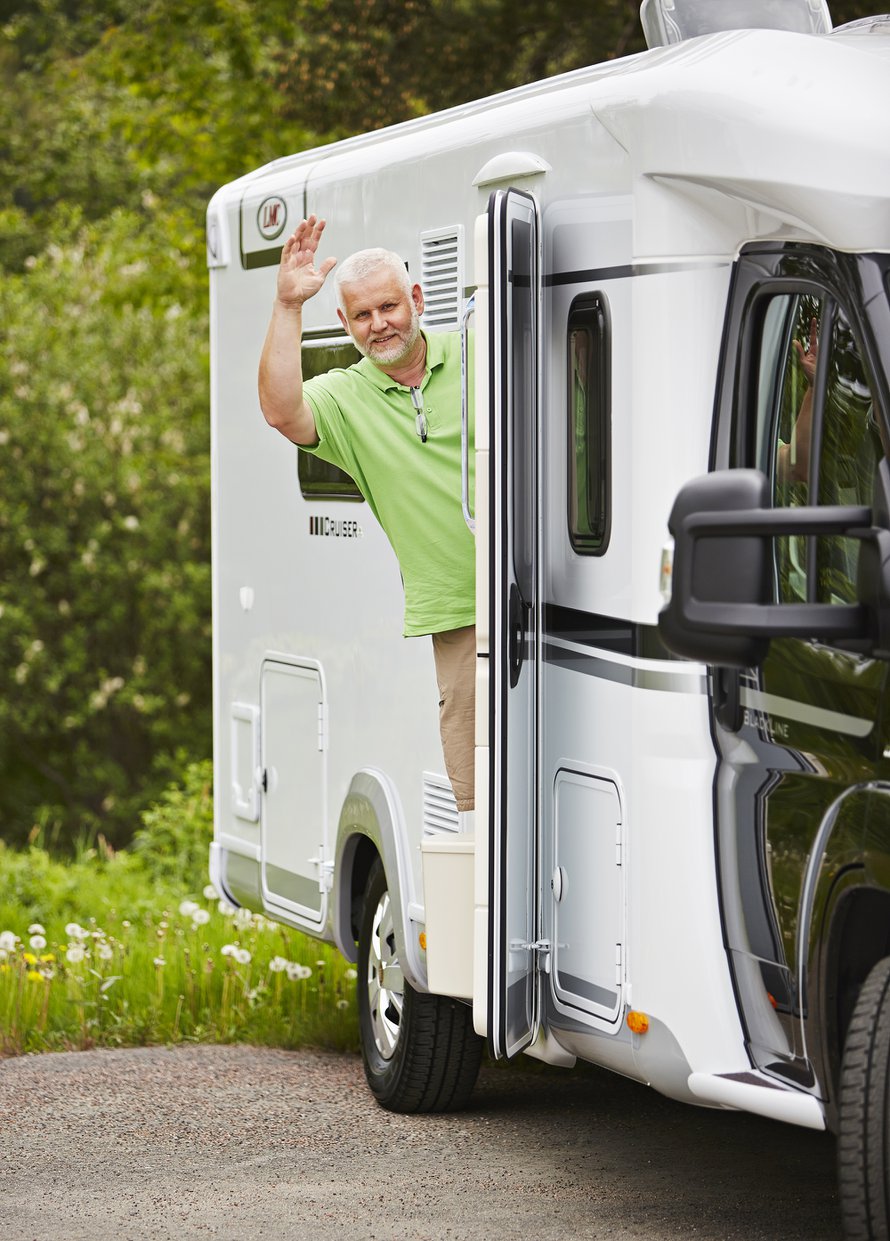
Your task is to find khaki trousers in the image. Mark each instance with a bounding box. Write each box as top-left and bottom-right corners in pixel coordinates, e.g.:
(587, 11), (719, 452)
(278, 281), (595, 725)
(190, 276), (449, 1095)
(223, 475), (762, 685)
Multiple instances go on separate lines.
(431, 625), (476, 812)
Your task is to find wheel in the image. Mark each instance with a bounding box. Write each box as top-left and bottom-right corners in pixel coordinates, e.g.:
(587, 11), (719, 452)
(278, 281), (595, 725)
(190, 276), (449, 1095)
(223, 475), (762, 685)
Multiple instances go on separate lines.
(838, 956), (890, 1238)
(357, 857), (483, 1113)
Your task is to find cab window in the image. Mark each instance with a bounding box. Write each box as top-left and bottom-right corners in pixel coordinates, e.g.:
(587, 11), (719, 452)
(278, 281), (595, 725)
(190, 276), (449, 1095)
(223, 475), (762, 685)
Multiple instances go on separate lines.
(750, 291), (884, 605)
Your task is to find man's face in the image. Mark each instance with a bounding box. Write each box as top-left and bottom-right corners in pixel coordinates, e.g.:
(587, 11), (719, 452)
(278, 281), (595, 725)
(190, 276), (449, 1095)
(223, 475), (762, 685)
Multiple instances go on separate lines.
(337, 269), (424, 367)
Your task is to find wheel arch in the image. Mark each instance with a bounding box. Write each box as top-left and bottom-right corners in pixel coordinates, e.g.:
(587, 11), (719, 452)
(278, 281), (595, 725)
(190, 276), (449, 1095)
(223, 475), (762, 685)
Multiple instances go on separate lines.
(330, 768), (428, 991)
(817, 875), (890, 1126)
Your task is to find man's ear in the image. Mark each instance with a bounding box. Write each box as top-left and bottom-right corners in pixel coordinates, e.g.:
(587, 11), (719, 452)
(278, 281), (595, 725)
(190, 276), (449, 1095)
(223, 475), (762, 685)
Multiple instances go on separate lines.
(411, 283), (424, 316)
(336, 307), (348, 332)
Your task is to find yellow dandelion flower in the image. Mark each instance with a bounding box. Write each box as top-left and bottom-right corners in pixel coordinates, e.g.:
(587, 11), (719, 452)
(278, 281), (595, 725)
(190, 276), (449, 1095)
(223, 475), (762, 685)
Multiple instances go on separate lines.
(26, 970), (43, 982)
(23, 952), (37, 965)
(40, 953), (55, 963)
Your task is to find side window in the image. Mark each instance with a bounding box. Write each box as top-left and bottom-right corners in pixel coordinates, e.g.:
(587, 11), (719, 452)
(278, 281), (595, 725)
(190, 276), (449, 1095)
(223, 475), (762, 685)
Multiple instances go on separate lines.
(567, 295), (610, 554)
(751, 291), (884, 606)
(298, 342), (364, 502)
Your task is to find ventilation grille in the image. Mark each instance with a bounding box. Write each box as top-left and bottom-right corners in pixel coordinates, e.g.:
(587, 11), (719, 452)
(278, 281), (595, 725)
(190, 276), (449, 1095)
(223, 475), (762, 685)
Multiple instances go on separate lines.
(420, 227), (463, 329)
(422, 772), (459, 837)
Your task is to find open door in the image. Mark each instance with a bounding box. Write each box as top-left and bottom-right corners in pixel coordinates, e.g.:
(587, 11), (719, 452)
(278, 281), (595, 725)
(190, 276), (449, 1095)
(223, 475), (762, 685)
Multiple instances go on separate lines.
(488, 187), (541, 1059)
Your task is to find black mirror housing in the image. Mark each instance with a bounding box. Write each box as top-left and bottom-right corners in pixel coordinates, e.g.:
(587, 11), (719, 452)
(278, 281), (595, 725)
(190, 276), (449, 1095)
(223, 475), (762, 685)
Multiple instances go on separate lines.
(659, 469), (873, 668)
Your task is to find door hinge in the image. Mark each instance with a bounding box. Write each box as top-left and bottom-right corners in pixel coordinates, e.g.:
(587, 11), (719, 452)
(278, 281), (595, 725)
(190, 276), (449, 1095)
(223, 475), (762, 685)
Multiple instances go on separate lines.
(615, 942), (623, 987)
(309, 852), (334, 892)
(317, 701), (327, 751)
(514, 938), (552, 972)
(615, 822), (622, 867)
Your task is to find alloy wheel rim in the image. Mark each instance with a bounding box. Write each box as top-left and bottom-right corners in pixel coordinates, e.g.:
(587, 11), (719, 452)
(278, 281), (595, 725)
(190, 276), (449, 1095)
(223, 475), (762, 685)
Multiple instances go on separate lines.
(366, 889), (404, 1060)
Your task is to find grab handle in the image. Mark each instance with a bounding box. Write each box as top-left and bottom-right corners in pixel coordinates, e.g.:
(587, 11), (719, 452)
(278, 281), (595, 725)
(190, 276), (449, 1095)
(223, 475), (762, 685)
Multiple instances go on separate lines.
(460, 293), (476, 535)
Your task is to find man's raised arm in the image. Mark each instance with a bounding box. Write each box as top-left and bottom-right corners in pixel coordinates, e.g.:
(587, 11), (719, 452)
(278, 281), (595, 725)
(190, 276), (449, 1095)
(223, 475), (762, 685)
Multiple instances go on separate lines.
(258, 215), (337, 446)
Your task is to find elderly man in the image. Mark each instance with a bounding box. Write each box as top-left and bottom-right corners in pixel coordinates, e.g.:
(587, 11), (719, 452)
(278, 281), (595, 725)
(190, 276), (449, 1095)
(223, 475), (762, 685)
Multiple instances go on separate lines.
(258, 215), (476, 820)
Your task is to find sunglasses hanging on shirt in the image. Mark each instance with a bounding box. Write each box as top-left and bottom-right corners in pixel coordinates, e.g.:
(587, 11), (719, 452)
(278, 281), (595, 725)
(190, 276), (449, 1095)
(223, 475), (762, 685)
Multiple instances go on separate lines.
(410, 387), (428, 443)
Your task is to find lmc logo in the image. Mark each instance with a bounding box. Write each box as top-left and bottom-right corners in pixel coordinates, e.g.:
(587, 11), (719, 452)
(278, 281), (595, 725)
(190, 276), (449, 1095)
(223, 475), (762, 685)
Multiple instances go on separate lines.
(257, 196), (287, 241)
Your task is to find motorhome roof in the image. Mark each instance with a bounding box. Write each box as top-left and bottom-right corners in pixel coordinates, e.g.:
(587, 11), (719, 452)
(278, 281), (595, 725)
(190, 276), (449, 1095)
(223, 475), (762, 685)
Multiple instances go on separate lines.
(212, 25), (890, 261)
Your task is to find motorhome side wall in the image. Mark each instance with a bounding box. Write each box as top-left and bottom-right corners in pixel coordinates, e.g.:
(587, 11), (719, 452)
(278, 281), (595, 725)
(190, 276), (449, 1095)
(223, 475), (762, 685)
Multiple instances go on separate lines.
(208, 41), (742, 1021)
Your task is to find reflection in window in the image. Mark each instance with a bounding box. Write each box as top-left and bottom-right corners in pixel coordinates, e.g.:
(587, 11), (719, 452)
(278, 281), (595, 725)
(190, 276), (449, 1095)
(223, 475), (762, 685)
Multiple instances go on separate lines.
(753, 290), (885, 607)
(567, 296), (610, 554)
(768, 292), (825, 603)
(297, 341), (364, 502)
(816, 308), (882, 604)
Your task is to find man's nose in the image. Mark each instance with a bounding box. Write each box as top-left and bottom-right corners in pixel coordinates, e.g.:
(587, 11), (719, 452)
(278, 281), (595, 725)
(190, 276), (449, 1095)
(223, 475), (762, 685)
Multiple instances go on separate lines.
(370, 309), (388, 331)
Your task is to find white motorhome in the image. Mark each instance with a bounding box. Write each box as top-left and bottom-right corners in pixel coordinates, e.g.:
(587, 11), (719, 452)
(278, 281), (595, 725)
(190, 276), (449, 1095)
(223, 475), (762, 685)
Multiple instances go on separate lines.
(208, 2), (890, 1231)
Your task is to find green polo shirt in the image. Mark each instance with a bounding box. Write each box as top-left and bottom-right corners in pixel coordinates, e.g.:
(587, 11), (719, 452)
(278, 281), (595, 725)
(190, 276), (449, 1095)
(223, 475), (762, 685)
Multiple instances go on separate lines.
(302, 331), (475, 637)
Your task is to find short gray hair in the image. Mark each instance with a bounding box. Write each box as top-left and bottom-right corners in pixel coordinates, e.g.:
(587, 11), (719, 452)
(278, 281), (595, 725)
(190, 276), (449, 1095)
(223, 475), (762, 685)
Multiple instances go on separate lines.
(334, 247), (412, 309)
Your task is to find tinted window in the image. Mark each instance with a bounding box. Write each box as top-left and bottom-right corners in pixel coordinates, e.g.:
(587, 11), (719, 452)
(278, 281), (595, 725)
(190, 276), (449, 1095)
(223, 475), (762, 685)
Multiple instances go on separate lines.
(298, 341), (364, 502)
(567, 295), (610, 554)
(752, 291), (884, 605)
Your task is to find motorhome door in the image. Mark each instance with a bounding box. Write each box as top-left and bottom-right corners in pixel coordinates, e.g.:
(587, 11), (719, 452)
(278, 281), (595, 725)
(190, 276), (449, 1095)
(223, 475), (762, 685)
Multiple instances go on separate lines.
(488, 187), (541, 1059)
(260, 656), (328, 928)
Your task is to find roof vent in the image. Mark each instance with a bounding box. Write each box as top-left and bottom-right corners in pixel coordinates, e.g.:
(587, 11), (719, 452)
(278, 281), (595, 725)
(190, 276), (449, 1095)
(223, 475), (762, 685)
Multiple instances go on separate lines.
(640, 0), (831, 49)
(422, 772), (459, 837)
(420, 227), (464, 330)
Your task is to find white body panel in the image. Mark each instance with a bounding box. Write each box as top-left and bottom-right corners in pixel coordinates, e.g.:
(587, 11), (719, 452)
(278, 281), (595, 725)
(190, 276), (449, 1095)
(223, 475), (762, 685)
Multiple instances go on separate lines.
(209, 22), (890, 1125)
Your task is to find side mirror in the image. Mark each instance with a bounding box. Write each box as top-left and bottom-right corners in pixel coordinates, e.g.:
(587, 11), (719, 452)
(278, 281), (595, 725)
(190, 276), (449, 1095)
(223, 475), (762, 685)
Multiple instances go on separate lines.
(659, 468), (873, 668)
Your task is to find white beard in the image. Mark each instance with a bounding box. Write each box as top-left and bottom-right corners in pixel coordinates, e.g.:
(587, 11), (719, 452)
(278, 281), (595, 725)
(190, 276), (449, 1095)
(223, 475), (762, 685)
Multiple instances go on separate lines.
(356, 306), (421, 366)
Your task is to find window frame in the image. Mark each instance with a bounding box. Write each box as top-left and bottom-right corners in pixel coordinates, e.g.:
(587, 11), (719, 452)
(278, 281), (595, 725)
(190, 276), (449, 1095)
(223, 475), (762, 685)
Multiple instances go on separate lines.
(565, 292), (611, 557)
(297, 338), (365, 504)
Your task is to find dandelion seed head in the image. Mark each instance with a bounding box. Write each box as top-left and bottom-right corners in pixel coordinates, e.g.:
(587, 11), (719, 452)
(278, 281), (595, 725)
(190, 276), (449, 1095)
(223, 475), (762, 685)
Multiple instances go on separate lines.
(96, 944), (114, 961)
(234, 948), (251, 965)
(28, 935), (47, 950)
(269, 956), (288, 973)
(203, 884), (218, 900)
(0, 931), (18, 951)
(191, 909), (210, 927)
(233, 908), (253, 931)
(337, 999), (349, 1010)
(218, 900), (237, 918)
(65, 922), (88, 940)
(220, 944), (237, 957)
(153, 956), (166, 967)
(178, 900), (199, 918)
(28, 923), (45, 936)
(345, 968), (357, 981)
(65, 945), (87, 964)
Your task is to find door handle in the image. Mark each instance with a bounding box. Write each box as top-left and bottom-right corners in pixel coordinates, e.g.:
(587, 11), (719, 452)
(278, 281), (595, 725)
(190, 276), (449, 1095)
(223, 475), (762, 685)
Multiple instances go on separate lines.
(715, 666), (743, 732)
(460, 293), (476, 534)
(509, 581), (530, 688)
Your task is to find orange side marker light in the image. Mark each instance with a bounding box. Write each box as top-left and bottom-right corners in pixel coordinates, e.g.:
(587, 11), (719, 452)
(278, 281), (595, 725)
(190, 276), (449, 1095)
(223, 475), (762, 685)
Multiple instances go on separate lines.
(626, 1010), (650, 1035)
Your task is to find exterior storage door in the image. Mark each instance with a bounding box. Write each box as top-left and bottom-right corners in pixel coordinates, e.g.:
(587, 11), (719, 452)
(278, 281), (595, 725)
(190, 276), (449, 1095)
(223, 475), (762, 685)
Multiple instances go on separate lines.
(260, 657), (327, 927)
(488, 187), (541, 1059)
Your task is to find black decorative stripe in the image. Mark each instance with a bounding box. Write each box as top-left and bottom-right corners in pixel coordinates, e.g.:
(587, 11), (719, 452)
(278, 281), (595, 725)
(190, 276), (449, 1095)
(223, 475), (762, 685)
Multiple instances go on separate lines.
(546, 264), (635, 287)
(242, 246), (283, 270)
(544, 259), (728, 288)
(543, 603), (677, 660)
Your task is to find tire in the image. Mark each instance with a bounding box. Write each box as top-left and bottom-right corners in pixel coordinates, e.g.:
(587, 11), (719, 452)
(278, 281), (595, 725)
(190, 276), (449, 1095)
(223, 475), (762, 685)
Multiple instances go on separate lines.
(838, 956), (890, 1239)
(357, 858), (483, 1113)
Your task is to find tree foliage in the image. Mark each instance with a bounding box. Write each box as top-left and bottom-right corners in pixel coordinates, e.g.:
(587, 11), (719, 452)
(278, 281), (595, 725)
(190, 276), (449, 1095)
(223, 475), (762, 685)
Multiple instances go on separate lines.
(0, 0), (875, 845)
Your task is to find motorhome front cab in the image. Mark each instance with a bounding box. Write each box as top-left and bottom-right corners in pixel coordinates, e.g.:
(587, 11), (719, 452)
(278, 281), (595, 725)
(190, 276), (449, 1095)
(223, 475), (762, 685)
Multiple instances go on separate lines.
(208, 4), (890, 1233)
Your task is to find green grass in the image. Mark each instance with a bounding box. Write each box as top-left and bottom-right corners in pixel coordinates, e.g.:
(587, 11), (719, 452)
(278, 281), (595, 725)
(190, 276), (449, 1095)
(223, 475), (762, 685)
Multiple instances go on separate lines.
(0, 766), (360, 1056)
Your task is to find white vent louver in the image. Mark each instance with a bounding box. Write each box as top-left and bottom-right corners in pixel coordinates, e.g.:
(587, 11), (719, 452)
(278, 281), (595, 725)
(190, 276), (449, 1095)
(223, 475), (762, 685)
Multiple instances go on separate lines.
(422, 771), (459, 836)
(420, 227), (464, 330)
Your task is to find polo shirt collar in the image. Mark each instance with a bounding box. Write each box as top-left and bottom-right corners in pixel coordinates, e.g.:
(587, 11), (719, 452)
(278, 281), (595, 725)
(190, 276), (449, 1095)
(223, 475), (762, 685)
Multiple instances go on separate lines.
(356, 331), (446, 393)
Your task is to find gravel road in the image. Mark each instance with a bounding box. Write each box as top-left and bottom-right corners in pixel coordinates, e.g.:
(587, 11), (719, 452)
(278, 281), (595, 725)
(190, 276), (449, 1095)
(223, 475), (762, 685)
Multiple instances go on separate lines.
(0, 1044), (841, 1240)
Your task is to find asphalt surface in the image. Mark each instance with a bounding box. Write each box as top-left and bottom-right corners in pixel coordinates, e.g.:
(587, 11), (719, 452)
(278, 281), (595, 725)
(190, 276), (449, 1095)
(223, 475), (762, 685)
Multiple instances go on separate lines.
(0, 1044), (842, 1240)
